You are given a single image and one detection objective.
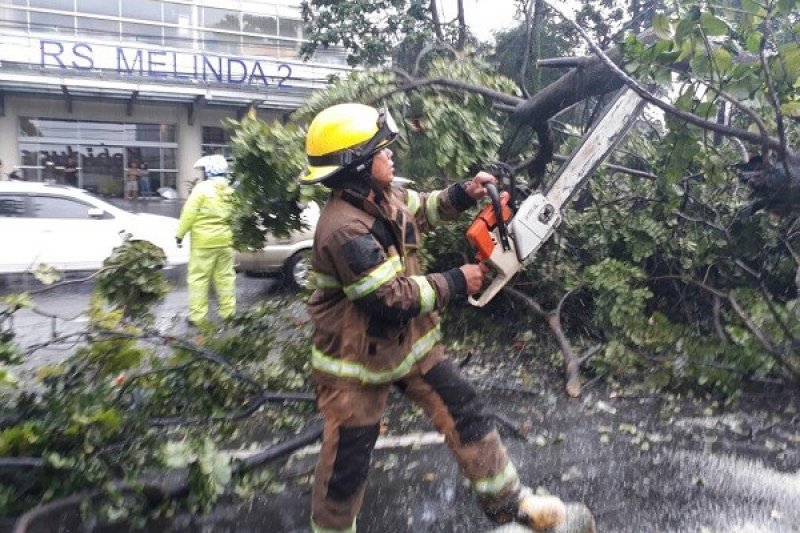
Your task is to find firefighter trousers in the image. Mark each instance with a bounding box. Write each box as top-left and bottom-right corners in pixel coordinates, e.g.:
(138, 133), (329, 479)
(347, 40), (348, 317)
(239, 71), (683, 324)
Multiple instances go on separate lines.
(311, 359), (521, 532)
(187, 246), (236, 324)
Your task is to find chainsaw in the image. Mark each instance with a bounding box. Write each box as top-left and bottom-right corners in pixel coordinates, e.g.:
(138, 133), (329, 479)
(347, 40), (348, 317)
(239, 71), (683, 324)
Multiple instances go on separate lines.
(466, 87), (648, 307)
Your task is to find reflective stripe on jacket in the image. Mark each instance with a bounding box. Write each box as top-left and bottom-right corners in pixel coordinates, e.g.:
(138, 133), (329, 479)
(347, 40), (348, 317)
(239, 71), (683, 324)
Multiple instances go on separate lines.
(176, 177), (234, 249)
(307, 181), (476, 387)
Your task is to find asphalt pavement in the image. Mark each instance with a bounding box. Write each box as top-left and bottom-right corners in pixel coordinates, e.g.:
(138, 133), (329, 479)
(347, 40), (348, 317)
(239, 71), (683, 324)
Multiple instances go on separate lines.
(1, 271), (280, 375)
(2, 267), (799, 532)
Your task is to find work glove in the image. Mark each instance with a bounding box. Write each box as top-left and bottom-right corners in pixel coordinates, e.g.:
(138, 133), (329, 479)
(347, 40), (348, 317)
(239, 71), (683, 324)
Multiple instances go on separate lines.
(176, 237), (183, 248)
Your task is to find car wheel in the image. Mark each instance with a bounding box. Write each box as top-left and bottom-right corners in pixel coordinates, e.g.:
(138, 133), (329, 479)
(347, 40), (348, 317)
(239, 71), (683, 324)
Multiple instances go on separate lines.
(283, 249), (312, 291)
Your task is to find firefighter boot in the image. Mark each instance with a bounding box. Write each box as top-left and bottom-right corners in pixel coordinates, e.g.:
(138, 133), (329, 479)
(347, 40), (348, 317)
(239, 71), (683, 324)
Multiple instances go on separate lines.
(516, 487), (596, 533)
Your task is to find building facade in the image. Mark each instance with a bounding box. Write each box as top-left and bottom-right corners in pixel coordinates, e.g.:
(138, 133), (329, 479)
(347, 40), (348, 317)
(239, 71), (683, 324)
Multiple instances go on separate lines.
(0, 0), (348, 197)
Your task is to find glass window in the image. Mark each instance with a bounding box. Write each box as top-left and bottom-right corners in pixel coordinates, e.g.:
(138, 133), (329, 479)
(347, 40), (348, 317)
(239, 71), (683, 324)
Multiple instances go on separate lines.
(202, 31), (240, 54)
(203, 7), (240, 31)
(76, 0), (117, 16)
(242, 36), (279, 57)
(30, 11), (74, 33)
(80, 145), (123, 196)
(161, 171), (177, 190)
(160, 124), (176, 143)
(76, 15), (118, 39)
(30, 195), (92, 219)
(163, 2), (191, 46)
(18, 119), (177, 194)
(30, 0), (73, 10)
(243, 13), (276, 35)
(162, 148), (176, 170)
(20, 118), (77, 138)
(122, 22), (162, 44)
(134, 147), (160, 170)
(4, 2), (29, 26)
(279, 18), (301, 39)
(202, 127), (232, 158)
(19, 143), (40, 167)
(202, 126), (229, 145)
(80, 121), (125, 143)
(121, 0), (159, 21)
(132, 123), (160, 143)
(0, 195), (27, 218)
(164, 2), (190, 24)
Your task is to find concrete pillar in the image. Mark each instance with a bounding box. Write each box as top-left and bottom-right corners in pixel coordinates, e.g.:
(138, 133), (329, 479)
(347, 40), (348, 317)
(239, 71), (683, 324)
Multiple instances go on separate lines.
(177, 106), (203, 199)
(0, 102), (18, 180)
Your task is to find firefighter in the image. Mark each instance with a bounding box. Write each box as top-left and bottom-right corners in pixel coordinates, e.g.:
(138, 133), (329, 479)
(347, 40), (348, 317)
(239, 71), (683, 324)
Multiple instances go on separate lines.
(301, 103), (595, 533)
(176, 155), (236, 326)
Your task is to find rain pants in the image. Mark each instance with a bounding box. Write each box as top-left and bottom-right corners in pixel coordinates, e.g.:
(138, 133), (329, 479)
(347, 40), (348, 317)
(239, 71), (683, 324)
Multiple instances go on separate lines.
(176, 177), (236, 324)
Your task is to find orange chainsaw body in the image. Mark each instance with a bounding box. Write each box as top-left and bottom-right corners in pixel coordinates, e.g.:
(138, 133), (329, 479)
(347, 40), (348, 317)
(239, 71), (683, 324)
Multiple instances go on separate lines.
(466, 191), (513, 261)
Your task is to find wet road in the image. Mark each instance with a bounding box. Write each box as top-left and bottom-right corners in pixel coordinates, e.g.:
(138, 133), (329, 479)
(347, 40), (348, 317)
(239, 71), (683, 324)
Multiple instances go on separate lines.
(179, 385), (800, 533)
(0, 271), (280, 375)
(3, 269), (799, 532)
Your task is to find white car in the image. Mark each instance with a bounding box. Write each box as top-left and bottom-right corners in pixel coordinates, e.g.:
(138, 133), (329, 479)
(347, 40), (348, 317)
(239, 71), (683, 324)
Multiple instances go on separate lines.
(0, 181), (188, 274)
(235, 202), (319, 290)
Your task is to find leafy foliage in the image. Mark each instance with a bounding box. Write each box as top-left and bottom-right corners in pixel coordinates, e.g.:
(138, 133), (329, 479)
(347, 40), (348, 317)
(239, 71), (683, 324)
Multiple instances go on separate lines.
(300, 0), (457, 66)
(95, 235), (169, 321)
(227, 112), (318, 251)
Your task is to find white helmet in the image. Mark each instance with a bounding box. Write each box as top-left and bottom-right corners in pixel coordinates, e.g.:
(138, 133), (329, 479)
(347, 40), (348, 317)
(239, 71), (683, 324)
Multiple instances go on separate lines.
(193, 154), (229, 177)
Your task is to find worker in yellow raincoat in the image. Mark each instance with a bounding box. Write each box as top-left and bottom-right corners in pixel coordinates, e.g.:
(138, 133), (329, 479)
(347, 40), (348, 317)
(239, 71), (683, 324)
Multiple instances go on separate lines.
(176, 155), (236, 325)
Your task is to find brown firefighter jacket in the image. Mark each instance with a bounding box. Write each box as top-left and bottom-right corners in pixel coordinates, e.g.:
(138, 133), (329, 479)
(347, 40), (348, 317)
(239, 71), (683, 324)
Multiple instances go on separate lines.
(308, 181), (477, 388)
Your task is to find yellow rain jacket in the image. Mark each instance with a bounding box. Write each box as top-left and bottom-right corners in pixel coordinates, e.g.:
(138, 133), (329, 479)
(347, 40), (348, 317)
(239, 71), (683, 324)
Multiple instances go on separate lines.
(176, 177), (234, 248)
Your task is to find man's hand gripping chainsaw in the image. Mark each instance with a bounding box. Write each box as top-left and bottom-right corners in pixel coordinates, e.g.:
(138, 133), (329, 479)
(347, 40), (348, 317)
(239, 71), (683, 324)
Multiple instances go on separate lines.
(465, 86), (649, 307)
(466, 184), (561, 307)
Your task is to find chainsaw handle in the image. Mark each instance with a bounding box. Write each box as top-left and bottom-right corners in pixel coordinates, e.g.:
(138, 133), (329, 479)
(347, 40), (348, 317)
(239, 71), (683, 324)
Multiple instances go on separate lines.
(485, 183), (511, 252)
(468, 271), (511, 308)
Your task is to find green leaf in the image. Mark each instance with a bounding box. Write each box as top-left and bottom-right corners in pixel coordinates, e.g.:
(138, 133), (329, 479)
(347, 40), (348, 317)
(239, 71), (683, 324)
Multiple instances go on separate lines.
(712, 48), (733, 73)
(653, 13), (672, 40)
(163, 441), (195, 469)
(780, 101), (800, 117)
(699, 13), (729, 36)
(779, 44), (800, 79)
(31, 264), (62, 285)
(1, 292), (33, 312)
(776, 0), (798, 13)
(674, 18), (695, 42)
(745, 32), (762, 54)
(742, 0), (766, 15)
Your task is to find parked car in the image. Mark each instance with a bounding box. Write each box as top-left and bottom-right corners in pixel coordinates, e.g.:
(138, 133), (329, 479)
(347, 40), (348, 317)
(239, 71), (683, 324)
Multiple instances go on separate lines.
(0, 182), (188, 274)
(235, 202), (319, 290)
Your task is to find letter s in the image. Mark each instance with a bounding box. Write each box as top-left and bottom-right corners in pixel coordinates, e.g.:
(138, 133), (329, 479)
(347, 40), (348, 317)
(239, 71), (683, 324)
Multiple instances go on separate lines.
(72, 43), (94, 70)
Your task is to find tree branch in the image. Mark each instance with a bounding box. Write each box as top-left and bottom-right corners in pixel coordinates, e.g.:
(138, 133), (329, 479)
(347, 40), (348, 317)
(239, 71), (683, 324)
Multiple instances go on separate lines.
(505, 286), (588, 396)
(651, 275), (800, 379)
(428, 0), (446, 42)
(759, 3), (793, 177)
(540, 1), (793, 158)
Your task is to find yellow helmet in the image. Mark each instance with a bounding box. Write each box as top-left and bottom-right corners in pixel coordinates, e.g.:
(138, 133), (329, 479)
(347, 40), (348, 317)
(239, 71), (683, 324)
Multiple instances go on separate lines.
(300, 103), (398, 185)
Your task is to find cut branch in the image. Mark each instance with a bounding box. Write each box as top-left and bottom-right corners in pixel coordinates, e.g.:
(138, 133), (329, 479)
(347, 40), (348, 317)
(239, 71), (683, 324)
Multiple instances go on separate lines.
(505, 287), (589, 397)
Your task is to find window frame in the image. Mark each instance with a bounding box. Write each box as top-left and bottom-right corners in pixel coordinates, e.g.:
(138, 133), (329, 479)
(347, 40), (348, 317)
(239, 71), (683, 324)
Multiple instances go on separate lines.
(0, 194), (31, 218)
(28, 193), (114, 219)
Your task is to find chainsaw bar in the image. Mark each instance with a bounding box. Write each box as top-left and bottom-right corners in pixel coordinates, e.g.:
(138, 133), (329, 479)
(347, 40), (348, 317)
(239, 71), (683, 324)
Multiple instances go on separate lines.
(468, 87), (648, 307)
(544, 86), (647, 209)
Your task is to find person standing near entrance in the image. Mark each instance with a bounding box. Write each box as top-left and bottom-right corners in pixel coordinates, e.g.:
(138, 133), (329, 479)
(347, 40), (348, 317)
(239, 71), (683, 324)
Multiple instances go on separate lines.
(139, 162), (152, 197)
(124, 161), (139, 200)
(176, 155), (236, 326)
(301, 103), (595, 533)
(64, 157), (78, 187)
